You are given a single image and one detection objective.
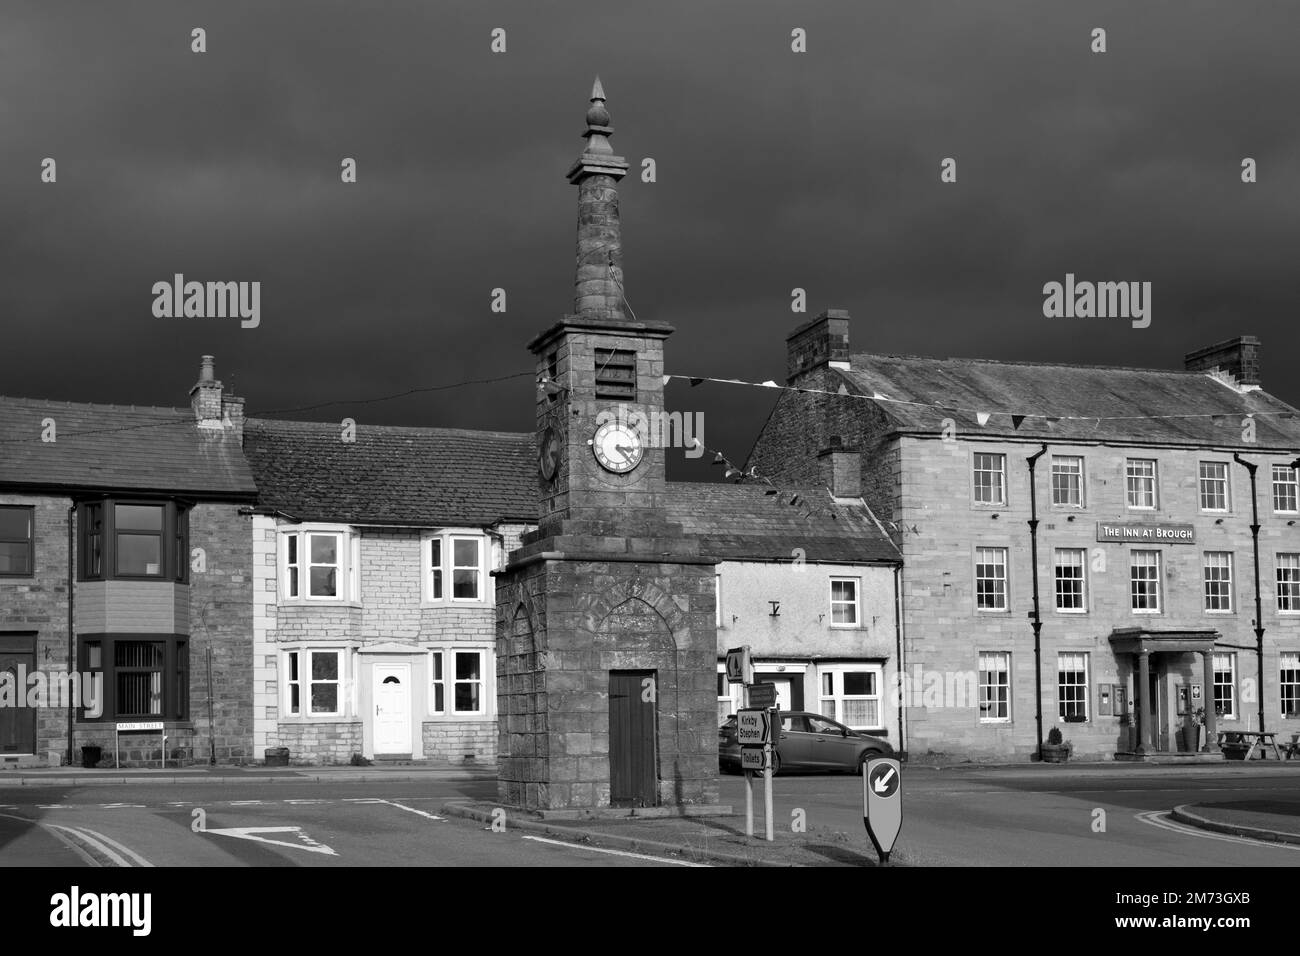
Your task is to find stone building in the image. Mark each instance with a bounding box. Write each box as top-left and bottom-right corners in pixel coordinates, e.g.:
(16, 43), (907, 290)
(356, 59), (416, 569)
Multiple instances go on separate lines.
(0, 357), (256, 767)
(664, 483), (902, 744)
(751, 315), (1300, 760)
(242, 421), (533, 765)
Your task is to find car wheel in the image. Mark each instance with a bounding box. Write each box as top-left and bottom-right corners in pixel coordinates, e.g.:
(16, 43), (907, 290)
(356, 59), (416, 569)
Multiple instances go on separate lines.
(856, 749), (880, 773)
(770, 751), (781, 776)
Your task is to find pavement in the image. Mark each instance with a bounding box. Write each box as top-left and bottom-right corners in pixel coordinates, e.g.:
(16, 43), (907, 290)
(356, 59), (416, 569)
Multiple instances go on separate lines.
(0, 764), (498, 787)
(1171, 800), (1300, 845)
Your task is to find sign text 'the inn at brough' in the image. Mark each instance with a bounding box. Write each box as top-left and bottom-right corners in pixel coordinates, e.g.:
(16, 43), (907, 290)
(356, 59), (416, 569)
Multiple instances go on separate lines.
(1095, 523), (1196, 544)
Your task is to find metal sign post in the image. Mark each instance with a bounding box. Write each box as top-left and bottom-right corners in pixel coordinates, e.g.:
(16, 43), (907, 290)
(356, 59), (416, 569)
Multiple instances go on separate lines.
(737, 706), (775, 841)
(727, 646), (755, 835)
(862, 755), (902, 864)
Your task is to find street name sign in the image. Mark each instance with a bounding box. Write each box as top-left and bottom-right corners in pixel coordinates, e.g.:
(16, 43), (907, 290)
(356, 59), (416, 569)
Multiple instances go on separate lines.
(736, 708), (772, 745)
(863, 756), (902, 864)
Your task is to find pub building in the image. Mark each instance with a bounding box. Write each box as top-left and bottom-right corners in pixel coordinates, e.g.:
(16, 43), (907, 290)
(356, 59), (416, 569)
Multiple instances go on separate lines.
(751, 322), (1300, 760)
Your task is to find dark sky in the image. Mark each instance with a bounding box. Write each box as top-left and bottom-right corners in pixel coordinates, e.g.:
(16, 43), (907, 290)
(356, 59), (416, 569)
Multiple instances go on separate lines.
(3, 1), (1298, 481)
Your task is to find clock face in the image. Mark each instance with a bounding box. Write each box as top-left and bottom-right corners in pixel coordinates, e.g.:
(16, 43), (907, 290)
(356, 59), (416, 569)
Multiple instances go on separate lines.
(591, 420), (644, 474)
(539, 426), (560, 481)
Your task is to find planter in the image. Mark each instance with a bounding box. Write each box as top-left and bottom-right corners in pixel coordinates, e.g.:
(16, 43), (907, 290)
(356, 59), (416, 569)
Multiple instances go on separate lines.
(80, 745), (102, 769)
(1040, 743), (1070, 763)
(264, 746), (290, 767)
(1221, 745), (1249, 761)
(1180, 724), (1199, 753)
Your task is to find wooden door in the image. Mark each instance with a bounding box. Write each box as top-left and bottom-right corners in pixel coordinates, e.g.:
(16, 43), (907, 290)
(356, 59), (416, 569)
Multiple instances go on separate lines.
(0, 636), (37, 754)
(609, 670), (657, 808)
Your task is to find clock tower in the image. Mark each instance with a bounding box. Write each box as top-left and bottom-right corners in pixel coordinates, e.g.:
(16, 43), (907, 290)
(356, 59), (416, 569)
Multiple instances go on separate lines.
(495, 80), (720, 812)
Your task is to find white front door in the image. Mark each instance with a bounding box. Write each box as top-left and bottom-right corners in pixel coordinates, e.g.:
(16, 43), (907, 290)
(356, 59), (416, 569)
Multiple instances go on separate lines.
(374, 663), (411, 754)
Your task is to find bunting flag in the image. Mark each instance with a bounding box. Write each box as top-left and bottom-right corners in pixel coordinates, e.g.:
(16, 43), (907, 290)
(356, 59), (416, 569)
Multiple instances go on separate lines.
(1011, 414), (1026, 430)
(976, 412), (992, 426)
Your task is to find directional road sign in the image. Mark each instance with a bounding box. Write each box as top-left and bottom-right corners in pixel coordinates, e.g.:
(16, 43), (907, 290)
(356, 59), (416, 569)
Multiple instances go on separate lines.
(863, 756), (902, 864)
(740, 748), (770, 771)
(746, 682), (777, 709)
(736, 708), (772, 746)
(725, 647), (751, 684)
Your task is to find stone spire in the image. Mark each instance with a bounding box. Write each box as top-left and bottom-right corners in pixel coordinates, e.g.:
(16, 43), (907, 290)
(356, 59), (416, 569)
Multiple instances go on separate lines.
(567, 77), (630, 319)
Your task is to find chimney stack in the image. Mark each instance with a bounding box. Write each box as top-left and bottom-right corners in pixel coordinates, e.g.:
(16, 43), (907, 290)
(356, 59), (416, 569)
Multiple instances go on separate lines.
(1184, 336), (1261, 388)
(787, 310), (850, 382)
(191, 355), (223, 426)
(818, 436), (861, 499)
(189, 355), (243, 439)
(567, 77), (630, 320)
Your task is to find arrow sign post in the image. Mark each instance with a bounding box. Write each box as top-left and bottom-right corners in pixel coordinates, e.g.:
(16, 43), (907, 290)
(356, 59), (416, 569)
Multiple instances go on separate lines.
(863, 756), (902, 864)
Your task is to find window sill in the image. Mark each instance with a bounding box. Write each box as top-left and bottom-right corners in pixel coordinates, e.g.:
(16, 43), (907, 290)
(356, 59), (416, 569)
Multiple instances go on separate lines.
(279, 600), (363, 609)
(279, 715), (359, 724)
(426, 713), (493, 721)
(421, 600), (493, 610)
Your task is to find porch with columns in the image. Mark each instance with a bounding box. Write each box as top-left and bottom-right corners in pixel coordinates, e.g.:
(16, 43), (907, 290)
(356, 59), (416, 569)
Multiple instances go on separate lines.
(1109, 627), (1224, 760)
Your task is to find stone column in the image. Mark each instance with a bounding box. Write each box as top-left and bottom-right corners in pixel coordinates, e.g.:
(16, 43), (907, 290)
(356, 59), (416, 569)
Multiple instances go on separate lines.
(1201, 650), (1217, 752)
(1135, 650), (1150, 755)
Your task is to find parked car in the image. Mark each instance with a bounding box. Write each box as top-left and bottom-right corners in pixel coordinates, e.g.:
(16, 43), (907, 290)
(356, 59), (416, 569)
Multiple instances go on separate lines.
(718, 711), (894, 774)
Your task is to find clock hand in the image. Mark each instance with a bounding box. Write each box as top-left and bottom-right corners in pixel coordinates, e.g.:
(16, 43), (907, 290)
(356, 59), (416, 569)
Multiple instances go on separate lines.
(615, 444), (635, 461)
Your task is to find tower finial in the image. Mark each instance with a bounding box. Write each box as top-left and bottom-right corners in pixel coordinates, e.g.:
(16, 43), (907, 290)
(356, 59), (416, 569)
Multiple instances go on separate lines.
(582, 76), (613, 155)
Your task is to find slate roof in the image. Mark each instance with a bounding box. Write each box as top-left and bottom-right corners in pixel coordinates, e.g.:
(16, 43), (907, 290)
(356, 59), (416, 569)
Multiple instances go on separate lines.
(245, 418), (899, 563)
(0, 396), (257, 497)
(243, 418), (537, 526)
(838, 354), (1300, 449)
(663, 482), (900, 565)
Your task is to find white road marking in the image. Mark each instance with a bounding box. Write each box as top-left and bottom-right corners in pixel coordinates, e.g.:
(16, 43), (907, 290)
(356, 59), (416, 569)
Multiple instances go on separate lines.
(374, 799), (443, 821)
(1135, 811), (1300, 850)
(98, 803), (146, 809)
(37, 804), (72, 810)
(44, 825), (134, 867)
(228, 800), (265, 806)
(72, 827), (154, 867)
(284, 799), (329, 805)
(205, 826), (337, 856)
(521, 835), (710, 867)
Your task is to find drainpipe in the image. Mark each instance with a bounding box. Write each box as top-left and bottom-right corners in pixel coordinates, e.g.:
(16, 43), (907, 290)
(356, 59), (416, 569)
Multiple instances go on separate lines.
(1233, 453), (1266, 735)
(893, 563), (906, 759)
(1026, 444), (1048, 762)
(66, 503), (76, 768)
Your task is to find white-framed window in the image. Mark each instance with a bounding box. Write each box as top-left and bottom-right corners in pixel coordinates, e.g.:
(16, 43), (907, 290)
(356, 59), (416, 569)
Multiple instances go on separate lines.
(280, 527), (357, 602)
(429, 648), (489, 716)
(1281, 653), (1300, 719)
(817, 664), (883, 730)
(973, 452), (1006, 505)
(716, 667), (738, 725)
(425, 533), (489, 603)
(1213, 653), (1236, 719)
(978, 652), (1011, 722)
(1203, 551), (1234, 613)
(284, 649), (344, 717)
(1057, 652), (1089, 720)
(830, 577), (860, 627)
(1125, 459), (1157, 510)
(1130, 550), (1161, 613)
(1277, 554), (1300, 613)
(1198, 461), (1229, 512)
(1053, 548), (1087, 612)
(1050, 455), (1084, 508)
(975, 547), (1008, 611)
(1272, 465), (1299, 514)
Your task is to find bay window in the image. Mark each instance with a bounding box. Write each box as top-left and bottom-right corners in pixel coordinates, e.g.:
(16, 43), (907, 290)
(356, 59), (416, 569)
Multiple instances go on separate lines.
(78, 499), (189, 583)
(78, 634), (188, 721)
(430, 648), (489, 716)
(284, 649), (345, 717)
(280, 527), (358, 602)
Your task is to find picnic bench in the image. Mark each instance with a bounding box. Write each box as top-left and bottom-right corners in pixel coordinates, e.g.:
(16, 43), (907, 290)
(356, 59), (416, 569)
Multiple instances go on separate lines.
(1216, 730), (1287, 760)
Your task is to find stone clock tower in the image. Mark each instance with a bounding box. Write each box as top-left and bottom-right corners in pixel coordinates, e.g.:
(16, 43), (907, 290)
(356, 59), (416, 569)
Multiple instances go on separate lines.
(495, 80), (720, 812)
